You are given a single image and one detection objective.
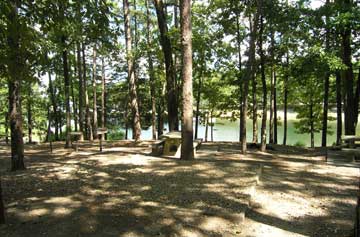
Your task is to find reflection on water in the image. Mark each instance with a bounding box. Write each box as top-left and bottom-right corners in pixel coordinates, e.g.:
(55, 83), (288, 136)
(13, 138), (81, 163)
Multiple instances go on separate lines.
(123, 113), (360, 147)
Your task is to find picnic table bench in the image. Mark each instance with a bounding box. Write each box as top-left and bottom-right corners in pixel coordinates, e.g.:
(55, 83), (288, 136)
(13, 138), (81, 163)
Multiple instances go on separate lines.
(151, 131), (203, 157)
(341, 135), (360, 148)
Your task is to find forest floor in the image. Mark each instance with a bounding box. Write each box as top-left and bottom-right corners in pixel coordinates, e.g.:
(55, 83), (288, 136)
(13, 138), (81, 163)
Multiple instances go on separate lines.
(0, 140), (359, 237)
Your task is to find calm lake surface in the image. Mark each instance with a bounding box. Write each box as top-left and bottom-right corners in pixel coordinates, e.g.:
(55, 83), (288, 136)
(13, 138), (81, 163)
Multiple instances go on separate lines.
(124, 111), (360, 147)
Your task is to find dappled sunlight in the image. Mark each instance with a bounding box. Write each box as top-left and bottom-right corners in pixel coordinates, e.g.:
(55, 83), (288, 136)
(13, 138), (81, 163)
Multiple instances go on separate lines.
(0, 142), (359, 236)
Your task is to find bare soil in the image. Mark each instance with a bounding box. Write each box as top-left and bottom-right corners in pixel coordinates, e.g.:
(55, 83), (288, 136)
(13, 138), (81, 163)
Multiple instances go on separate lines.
(0, 141), (358, 237)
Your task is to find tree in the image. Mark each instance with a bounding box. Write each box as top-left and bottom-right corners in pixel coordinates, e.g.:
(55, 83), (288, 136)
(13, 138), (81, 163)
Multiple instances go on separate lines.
(180, 0), (194, 160)
(5, 0), (26, 170)
(0, 178), (4, 224)
(153, 0), (179, 132)
(124, 0), (141, 141)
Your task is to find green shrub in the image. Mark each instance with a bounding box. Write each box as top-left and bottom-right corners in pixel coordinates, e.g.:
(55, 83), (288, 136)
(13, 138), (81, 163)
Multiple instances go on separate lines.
(294, 141), (306, 147)
(107, 130), (125, 141)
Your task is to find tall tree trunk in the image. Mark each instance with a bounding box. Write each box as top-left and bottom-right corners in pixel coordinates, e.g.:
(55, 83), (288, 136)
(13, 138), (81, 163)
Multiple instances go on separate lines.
(0, 178), (5, 224)
(146, 0), (157, 140)
(101, 57), (106, 140)
(180, 0), (194, 160)
(241, 8), (259, 154)
(195, 61), (204, 139)
(153, 0), (178, 131)
(273, 69), (278, 144)
(77, 42), (84, 139)
(48, 73), (59, 141)
(310, 100), (314, 148)
(62, 35), (71, 148)
(7, 0), (25, 171)
(210, 111), (214, 142)
(341, 0), (355, 135)
(336, 71), (342, 145)
(322, 0), (330, 147)
(83, 44), (93, 141)
(258, 14), (267, 152)
(92, 46), (98, 139)
(124, 0), (141, 141)
(205, 111), (209, 142)
(283, 53), (289, 145)
(5, 112), (9, 145)
(70, 56), (78, 132)
(269, 30), (275, 144)
(236, 12), (243, 143)
(252, 71), (258, 143)
(27, 85), (32, 143)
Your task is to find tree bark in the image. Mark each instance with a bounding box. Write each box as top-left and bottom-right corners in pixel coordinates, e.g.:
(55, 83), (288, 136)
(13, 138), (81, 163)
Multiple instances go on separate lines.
(124, 0), (141, 141)
(92, 45), (98, 139)
(153, 0), (178, 131)
(77, 42), (84, 140)
(252, 70), (258, 144)
(322, 0), (330, 147)
(241, 8), (259, 154)
(273, 69), (278, 144)
(283, 53), (289, 146)
(336, 71), (342, 145)
(27, 84), (32, 144)
(48, 73), (59, 141)
(195, 61), (204, 139)
(236, 12), (243, 143)
(310, 100), (314, 148)
(0, 178), (5, 224)
(83, 43), (93, 141)
(180, 0), (194, 160)
(7, 0), (25, 171)
(62, 35), (71, 148)
(205, 111), (209, 142)
(258, 14), (267, 152)
(101, 57), (106, 130)
(269, 30), (275, 144)
(146, 0), (157, 140)
(5, 112), (9, 145)
(70, 55), (78, 132)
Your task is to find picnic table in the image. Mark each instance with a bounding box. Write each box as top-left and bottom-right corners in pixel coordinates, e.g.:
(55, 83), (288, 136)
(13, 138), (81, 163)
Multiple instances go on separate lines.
(96, 128), (108, 151)
(70, 131), (84, 151)
(341, 135), (360, 148)
(152, 131), (202, 157)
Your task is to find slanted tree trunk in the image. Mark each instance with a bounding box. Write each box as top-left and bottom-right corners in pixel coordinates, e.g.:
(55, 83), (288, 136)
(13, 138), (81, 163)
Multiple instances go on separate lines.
(241, 8), (259, 154)
(124, 0), (141, 141)
(83, 43), (93, 141)
(62, 35), (71, 148)
(180, 0), (194, 160)
(0, 178), (5, 224)
(153, 0), (178, 131)
(336, 71), (342, 145)
(146, 0), (157, 140)
(27, 85), (32, 144)
(7, 0), (25, 171)
(258, 14), (267, 152)
(77, 42), (84, 140)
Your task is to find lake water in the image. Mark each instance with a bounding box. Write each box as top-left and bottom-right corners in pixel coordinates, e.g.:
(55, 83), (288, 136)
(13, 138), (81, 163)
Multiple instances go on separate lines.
(123, 111), (360, 147)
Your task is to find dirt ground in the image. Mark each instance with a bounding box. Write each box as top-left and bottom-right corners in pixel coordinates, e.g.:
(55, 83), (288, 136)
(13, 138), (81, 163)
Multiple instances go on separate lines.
(0, 141), (359, 237)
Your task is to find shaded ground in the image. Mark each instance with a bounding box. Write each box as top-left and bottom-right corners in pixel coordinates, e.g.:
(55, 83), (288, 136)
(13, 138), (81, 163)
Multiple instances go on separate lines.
(0, 141), (359, 236)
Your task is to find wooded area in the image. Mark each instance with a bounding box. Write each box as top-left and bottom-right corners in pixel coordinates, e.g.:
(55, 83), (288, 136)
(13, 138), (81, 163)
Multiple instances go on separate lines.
(0, 0), (359, 234)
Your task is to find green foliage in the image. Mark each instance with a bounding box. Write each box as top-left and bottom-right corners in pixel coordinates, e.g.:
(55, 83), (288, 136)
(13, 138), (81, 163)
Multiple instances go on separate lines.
(294, 141), (306, 147)
(107, 130), (125, 141)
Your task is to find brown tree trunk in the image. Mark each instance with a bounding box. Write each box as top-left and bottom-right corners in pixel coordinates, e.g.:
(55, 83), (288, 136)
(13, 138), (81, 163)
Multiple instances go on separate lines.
(205, 111), (209, 142)
(100, 57), (106, 141)
(7, 0), (25, 171)
(180, 0), (194, 160)
(283, 53), (289, 146)
(241, 8), (259, 154)
(70, 56), (78, 132)
(92, 45), (98, 139)
(322, 0), (330, 147)
(252, 70), (258, 144)
(0, 178), (5, 224)
(48, 73), (59, 141)
(236, 12), (243, 143)
(195, 61), (204, 139)
(5, 112), (9, 145)
(310, 100), (314, 148)
(77, 42), (84, 140)
(153, 0), (178, 131)
(269, 30), (275, 144)
(210, 111), (214, 142)
(62, 35), (71, 148)
(258, 14), (267, 152)
(336, 71), (342, 145)
(83, 43), (93, 141)
(27, 85), (32, 143)
(146, 0), (157, 140)
(341, 0), (355, 135)
(273, 69), (278, 144)
(124, 0), (141, 141)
